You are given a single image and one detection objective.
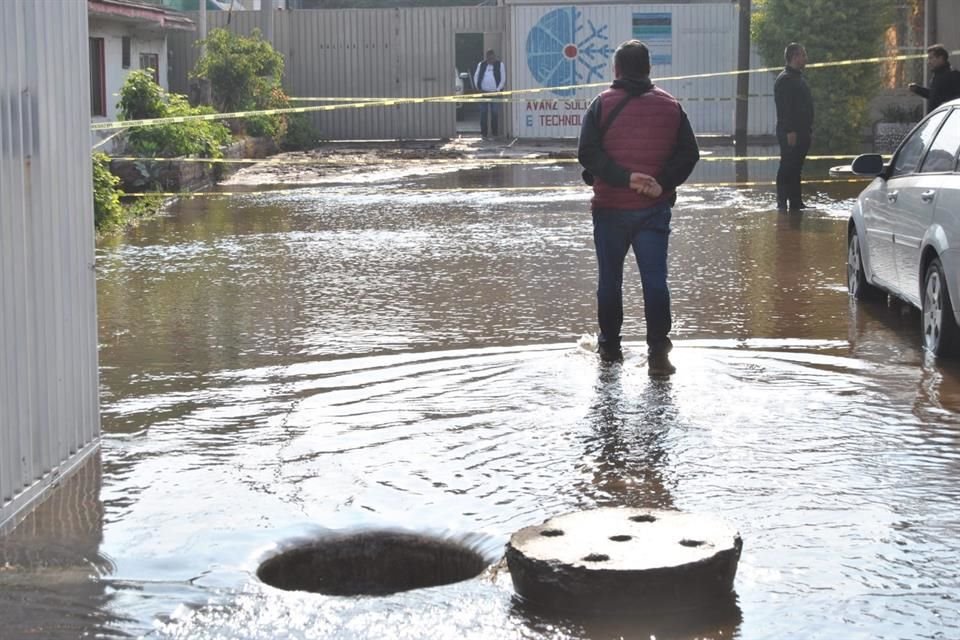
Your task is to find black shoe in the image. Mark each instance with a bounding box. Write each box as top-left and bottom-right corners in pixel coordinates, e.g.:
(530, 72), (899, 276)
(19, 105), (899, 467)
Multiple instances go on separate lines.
(789, 203), (809, 211)
(598, 343), (623, 363)
(647, 350), (676, 376)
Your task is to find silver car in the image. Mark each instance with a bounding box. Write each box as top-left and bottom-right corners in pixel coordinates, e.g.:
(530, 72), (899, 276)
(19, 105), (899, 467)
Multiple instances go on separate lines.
(847, 97), (960, 356)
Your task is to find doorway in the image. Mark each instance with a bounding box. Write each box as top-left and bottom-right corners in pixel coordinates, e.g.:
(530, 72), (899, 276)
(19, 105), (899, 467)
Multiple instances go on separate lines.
(455, 33), (484, 135)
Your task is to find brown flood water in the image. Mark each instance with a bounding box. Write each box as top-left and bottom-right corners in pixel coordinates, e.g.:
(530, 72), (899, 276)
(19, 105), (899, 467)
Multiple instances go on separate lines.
(2, 150), (960, 639)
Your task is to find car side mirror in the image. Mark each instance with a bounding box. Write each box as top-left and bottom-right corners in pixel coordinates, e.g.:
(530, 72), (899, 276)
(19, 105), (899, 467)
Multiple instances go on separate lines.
(851, 153), (885, 177)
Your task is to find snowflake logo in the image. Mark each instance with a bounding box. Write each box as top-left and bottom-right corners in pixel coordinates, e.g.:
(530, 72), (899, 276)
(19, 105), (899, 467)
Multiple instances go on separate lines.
(526, 7), (613, 97)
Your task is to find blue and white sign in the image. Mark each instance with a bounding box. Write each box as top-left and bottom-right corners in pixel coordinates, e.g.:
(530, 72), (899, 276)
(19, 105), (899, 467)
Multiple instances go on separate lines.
(525, 7), (613, 98)
(632, 12), (673, 66)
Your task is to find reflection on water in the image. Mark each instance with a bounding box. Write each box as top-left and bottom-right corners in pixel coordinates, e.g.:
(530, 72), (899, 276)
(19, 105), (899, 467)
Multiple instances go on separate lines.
(0, 453), (123, 639)
(5, 149), (960, 638)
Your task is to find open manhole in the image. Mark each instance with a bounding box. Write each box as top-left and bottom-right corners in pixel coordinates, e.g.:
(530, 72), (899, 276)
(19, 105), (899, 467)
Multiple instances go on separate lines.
(257, 530), (492, 596)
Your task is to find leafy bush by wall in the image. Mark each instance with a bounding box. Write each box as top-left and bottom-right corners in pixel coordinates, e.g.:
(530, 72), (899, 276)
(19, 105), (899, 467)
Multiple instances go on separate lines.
(118, 70), (231, 158)
(752, 0), (894, 152)
(92, 152), (123, 232)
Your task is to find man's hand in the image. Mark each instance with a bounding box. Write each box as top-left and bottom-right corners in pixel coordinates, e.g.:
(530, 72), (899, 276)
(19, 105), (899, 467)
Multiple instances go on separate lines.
(909, 82), (920, 94)
(629, 172), (663, 198)
(786, 132), (797, 147)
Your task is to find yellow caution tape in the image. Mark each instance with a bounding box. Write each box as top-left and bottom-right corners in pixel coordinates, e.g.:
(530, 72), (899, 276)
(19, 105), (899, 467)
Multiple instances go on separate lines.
(110, 153), (885, 166)
(92, 50), (944, 132)
(122, 177), (869, 198)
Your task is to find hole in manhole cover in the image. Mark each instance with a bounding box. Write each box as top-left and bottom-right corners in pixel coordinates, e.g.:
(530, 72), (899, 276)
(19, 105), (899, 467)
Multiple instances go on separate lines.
(629, 514), (657, 523)
(582, 553), (610, 562)
(257, 530), (491, 595)
(679, 539), (707, 547)
(540, 529), (564, 537)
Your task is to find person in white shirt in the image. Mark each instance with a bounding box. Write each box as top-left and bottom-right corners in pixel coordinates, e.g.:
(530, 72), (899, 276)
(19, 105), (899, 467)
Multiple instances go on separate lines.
(473, 49), (506, 139)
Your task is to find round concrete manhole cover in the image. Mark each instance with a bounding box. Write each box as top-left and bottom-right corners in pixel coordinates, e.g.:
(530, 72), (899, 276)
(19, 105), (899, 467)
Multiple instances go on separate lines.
(506, 508), (742, 612)
(257, 530), (493, 596)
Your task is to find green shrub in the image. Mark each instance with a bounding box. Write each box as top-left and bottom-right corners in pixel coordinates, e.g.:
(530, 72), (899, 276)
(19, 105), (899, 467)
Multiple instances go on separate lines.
(246, 113), (284, 138)
(119, 70), (231, 158)
(192, 29), (295, 139)
(281, 113), (322, 150)
(92, 152), (123, 232)
(753, 0), (895, 152)
(117, 69), (165, 119)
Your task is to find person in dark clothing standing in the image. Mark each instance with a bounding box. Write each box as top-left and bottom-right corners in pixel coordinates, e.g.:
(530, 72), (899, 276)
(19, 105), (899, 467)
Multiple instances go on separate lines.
(474, 49), (506, 139)
(774, 42), (814, 212)
(909, 44), (960, 112)
(577, 39), (699, 376)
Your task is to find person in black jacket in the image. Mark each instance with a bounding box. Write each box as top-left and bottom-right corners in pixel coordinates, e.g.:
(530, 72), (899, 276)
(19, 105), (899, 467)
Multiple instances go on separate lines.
(774, 42), (813, 212)
(909, 44), (960, 112)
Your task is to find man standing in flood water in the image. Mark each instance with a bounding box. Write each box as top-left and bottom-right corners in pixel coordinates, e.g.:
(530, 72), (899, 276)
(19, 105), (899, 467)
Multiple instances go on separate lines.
(577, 40), (699, 376)
(774, 42), (813, 212)
(474, 49), (506, 139)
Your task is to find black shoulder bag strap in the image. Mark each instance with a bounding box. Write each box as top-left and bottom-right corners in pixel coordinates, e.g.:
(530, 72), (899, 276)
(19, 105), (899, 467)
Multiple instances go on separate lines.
(582, 93), (637, 185)
(598, 93), (637, 140)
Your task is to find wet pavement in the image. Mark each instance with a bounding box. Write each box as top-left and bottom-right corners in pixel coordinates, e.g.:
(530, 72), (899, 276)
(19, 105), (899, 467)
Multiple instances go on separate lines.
(2, 147), (960, 639)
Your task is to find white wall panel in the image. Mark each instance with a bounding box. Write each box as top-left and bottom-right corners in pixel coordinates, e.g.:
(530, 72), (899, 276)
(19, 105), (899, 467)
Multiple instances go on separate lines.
(510, 3), (776, 138)
(1, 0), (100, 531)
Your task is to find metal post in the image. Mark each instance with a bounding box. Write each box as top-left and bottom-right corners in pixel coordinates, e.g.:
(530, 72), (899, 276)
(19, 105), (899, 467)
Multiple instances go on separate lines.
(734, 0), (751, 159)
(923, 0), (930, 92)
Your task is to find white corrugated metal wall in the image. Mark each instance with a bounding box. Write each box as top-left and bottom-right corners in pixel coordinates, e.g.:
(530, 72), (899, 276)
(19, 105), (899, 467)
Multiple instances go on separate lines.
(511, 3), (776, 138)
(1, 1), (101, 531)
(168, 7), (506, 140)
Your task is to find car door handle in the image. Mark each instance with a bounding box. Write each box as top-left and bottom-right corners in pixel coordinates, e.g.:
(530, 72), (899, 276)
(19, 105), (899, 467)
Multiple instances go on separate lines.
(921, 190), (936, 203)
(887, 190), (899, 203)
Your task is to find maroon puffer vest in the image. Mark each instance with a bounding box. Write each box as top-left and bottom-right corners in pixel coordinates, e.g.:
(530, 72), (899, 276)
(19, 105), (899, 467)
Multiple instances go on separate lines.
(592, 86), (681, 210)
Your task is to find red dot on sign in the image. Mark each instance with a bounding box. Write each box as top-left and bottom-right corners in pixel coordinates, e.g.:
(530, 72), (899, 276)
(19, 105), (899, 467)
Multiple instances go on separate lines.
(564, 44), (578, 58)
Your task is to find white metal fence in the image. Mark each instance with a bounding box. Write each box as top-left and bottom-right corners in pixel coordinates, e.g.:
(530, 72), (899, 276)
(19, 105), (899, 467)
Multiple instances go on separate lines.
(168, 7), (507, 140)
(168, 4), (775, 140)
(1, 0), (100, 531)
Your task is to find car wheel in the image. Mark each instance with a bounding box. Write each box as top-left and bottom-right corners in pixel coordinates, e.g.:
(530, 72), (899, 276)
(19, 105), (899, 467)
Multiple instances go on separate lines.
(922, 257), (960, 356)
(847, 230), (882, 300)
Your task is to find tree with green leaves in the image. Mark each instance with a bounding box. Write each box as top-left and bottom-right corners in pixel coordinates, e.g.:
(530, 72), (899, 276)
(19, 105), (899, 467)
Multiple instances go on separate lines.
(753, 0), (894, 152)
(192, 28), (284, 114)
(191, 28), (319, 146)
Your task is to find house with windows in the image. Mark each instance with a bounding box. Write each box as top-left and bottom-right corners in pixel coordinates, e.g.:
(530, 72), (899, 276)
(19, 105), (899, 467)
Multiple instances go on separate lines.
(88, 0), (194, 127)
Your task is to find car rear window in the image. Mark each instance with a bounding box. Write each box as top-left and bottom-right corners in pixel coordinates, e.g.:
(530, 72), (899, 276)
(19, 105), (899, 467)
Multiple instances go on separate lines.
(892, 110), (948, 176)
(919, 109), (960, 173)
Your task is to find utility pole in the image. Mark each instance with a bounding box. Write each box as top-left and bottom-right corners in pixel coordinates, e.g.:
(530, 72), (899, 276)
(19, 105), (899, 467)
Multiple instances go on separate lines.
(734, 0), (751, 179)
(734, 0), (751, 153)
(198, 0), (207, 49)
(260, 0), (274, 45)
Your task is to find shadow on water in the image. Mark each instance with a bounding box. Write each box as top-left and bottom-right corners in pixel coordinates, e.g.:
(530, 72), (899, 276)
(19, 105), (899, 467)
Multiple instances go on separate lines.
(512, 593), (742, 640)
(0, 452), (129, 639)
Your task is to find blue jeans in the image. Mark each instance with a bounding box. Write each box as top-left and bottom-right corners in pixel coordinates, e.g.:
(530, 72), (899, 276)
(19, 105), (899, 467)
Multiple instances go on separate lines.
(479, 98), (500, 137)
(592, 204), (673, 352)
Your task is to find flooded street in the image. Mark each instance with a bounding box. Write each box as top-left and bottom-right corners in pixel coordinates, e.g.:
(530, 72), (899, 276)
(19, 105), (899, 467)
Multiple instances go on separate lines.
(3, 150), (960, 639)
